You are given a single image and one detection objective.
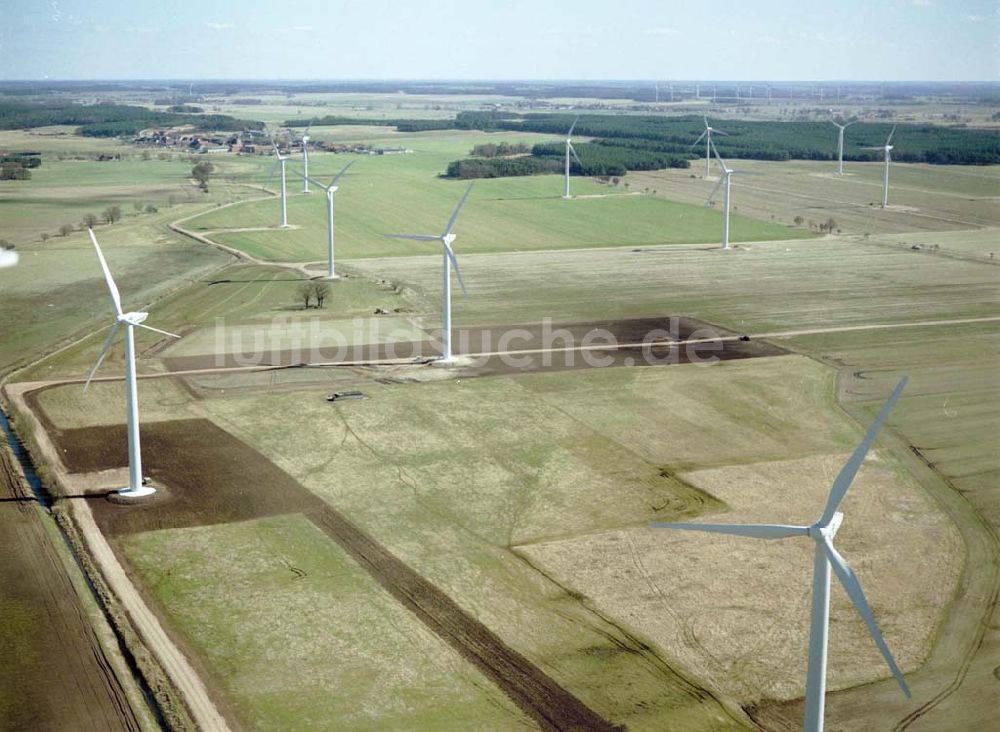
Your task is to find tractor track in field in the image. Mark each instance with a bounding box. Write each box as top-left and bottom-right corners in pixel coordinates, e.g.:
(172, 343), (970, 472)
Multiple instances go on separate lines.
(34, 412), (627, 732)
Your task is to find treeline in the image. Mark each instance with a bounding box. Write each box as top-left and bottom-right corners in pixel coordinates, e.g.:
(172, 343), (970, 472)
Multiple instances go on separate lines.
(470, 142), (530, 157)
(498, 114), (1000, 165)
(533, 142), (690, 176)
(0, 101), (263, 137)
(446, 157), (562, 179)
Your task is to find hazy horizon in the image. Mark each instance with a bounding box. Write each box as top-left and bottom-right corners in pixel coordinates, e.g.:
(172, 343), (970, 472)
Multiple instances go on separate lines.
(2, 0), (996, 83)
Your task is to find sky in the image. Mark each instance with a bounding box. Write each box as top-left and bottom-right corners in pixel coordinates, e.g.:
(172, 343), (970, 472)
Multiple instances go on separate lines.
(1, 0), (997, 81)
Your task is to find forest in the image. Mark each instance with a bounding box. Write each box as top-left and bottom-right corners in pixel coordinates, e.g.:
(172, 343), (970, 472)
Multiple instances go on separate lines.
(0, 101), (262, 137)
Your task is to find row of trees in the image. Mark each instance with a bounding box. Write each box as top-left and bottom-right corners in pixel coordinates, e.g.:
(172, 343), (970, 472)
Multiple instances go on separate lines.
(446, 157), (562, 179)
(469, 141), (530, 157)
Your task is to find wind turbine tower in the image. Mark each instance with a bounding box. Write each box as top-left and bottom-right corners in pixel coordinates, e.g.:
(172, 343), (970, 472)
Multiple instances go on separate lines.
(269, 133), (291, 228)
(300, 122), (313, 193)
(84, 230), (180, 498)
(831, 119), (857, 175)
(563, 117), (583, 199)
(652, 377), (912, 732)
(692, 116), (728, 179)
(385, 184), (474, 363)
(862, 126), (896, 207)
(293, 161), (354, 279)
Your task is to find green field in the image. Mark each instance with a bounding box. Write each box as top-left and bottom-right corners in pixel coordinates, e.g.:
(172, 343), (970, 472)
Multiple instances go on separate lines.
(181, 131), (805, 261)
(5, 104), (999, 732)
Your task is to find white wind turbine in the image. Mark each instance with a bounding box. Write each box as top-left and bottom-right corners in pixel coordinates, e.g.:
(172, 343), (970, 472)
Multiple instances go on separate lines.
(691, 116), (728, 178)
(300, 121), (313, 193)
(385, 184), (473, 364)
(706, 141), (756, 250)
(0, 250), (17, 268)
(652, 377), (911, 732)
(84, 229), (180, 498)
(862, 125), (896, 208)
(563, 117), (583, 199)
(292, 160), (355, 279)
(268, 133), (291, 228)
(830, 119), (857, 175)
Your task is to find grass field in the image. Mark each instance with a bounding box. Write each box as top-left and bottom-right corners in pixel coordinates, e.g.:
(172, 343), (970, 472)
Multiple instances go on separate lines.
(181, 131), (804, 261)
(5, 104), (999, 732)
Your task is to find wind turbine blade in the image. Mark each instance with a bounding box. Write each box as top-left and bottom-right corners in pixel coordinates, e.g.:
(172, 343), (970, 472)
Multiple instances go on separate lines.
(304, 120), (313, 135)
(831, 121), (845, 131)
(860, 146), (885, 151)
(330, 160), (355, 186)
(703, 115), (709, 129)
(568, 115), (579, 137)
(289, 168), (327, 190)
(820, 377), (907, 524)
(444, 242), (468, 295)
(822, 538), (912, 697)
(384, 234), (440, 241)
(569, 143), (584, 168)
(135, 322), (181, 339)
(886, 124), (897, 145)
(650, 521), (810, 540)
(710, 139), (729, 171)
(84, 322), (120, 392)
(442, 183), (474, 238)
(88, 229), (123, 316)
(713, 129), (730, 136)
(706, 176), (725, 205)
(691, 129), (708, 148)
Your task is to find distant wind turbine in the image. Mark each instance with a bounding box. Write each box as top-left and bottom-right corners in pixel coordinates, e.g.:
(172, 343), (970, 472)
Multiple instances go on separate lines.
(691, 116), (728, 179)
(862, 126), (896, 208)
(830, 119), (857, 175)
(384, 184), (474, 363)
(564, 117), (583, 199)
(268, 133), (291, 228)
(84, 230), (180, 498)
(300, 121), (313, 193)
(652, 377), (912, 732)
(293, 161), (354, 279)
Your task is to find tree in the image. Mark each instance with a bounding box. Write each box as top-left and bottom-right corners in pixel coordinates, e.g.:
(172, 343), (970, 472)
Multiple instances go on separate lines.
(192, 161), (215, 191)
(133, 202), (144, 213)
(311, 282), (330, 309)
(59, 224), (74, 237)
(82, 213), (99, 228)
(0, 162), (30, 180)
(793, 215), (805, 227)
(297, 282), (313, 309)
(40, 232), (50, 242)
(102, 205), (122, 225)
(144, 204), (158, 213)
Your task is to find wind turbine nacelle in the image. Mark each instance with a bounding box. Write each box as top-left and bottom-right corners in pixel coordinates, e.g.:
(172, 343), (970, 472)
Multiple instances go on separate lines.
(120, 312), (149, 325)
(443, 233), (457, 247)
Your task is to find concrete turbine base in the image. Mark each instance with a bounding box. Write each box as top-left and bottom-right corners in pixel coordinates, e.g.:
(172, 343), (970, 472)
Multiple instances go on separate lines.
(115, 485), (157, 499)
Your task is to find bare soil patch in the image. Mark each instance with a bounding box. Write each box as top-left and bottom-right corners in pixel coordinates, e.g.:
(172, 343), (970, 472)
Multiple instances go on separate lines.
(46, 416), (621, 730)
(161, 315), (784, 373)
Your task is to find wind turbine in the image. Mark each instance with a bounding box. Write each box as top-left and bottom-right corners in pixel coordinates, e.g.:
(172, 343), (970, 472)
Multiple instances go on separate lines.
(84, 229), (180, 498)
(292, 161), (354, 279)
(300, 121), (313, 193)
(385, 184), (473, 364)
(691, 116), (728, 178)
(706, 141), (755, 250)
(268, 132), (290, 228)
(563, 117), (583, 199)
(830, 119), (857, 175)
(652, 377), (911, 732)
(862, 126), (896, 208)
(0, 250), (17, 268)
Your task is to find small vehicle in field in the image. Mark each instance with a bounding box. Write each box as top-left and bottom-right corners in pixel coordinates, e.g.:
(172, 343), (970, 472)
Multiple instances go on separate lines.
(326, 391), (365, 402)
